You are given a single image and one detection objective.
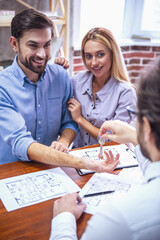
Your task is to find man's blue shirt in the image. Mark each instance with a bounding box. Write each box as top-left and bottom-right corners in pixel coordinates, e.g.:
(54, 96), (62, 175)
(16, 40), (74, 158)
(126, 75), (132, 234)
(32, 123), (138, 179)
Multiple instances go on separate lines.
(0, 56), (78, 164)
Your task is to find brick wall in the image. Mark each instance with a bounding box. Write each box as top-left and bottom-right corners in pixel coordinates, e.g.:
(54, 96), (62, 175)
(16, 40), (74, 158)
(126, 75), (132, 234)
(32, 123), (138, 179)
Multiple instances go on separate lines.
(73, 45), (160, 86)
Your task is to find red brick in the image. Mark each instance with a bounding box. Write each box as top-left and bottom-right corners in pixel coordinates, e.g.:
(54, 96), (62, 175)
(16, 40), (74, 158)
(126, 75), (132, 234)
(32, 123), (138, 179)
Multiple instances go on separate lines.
(131, 72), (140, 77)
(73, 58), (83, 64)
(74, 50), (81, 56)
(131, 46), (151, 51)
(73, 65), (86, 72)
(121, 46), (130, 52)
(127, 65), (143, 71)
(131, 78), (136, 84)
(152, 46), (160, 52)
(134, 52), (153, 58)
(123, 52), (133, 58)
(142, 59), (152, 64)
(123, 52), (154, 58)
(129, 58), (141, 64)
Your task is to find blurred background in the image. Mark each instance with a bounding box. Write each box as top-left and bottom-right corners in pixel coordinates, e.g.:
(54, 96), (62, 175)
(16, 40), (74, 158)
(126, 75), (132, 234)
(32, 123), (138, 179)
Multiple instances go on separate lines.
(0, 0), (160, 85)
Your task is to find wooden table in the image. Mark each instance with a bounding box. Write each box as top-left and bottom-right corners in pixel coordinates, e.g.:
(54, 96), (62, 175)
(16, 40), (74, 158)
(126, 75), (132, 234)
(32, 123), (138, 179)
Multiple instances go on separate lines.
(0, 142), (119, 240)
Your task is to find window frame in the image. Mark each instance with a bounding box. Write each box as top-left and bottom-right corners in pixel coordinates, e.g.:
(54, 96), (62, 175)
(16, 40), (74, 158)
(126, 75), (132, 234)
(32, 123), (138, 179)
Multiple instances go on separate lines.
(72, 0), (160, 49)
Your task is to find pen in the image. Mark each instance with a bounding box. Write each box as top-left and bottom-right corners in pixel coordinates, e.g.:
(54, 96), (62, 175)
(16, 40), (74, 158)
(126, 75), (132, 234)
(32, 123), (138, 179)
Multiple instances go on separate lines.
(126, 148), (136, 159)
(83, 190), (115, 198)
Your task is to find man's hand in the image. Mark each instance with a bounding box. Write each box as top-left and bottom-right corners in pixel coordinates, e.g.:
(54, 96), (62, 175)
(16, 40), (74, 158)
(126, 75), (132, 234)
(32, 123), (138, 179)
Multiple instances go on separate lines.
(84, 150), (120, 173)
(53, 193), (86, 220)
(50, 141), (69, 153)
(99, 120), (138, 146)
(54, 56), (69, 69)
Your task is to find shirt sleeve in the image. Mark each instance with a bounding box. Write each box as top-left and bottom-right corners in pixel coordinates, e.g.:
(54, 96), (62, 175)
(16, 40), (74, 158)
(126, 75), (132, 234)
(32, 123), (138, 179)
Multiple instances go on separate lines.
(80, 203), (132, 240)
(113, 86), (137, 123)
(0, 93), (35, 161)
(58, 67), (78, 135)
(49, 212), (77, 240)
(50, 203), (132, 240)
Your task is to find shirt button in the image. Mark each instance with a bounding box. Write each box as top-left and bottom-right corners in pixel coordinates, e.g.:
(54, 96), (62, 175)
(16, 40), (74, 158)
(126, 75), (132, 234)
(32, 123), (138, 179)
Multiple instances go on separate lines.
(87, 114), (89, 117)
(85, 143), (87, 145)
(38, 121), (41, 125)
(37, 137), (41, 140)
(86, 132), (88, 135)
(38, 104), (41, 107)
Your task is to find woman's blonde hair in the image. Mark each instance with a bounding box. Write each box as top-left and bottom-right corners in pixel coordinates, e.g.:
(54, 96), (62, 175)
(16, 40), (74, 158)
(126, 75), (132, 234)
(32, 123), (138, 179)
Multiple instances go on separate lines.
(81, 27), (129, 83)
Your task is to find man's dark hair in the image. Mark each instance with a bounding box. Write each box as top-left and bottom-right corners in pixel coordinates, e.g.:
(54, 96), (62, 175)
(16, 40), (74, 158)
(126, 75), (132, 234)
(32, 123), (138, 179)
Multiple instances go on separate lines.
(137, 57), (160, 150)
(11, 9), (55, 39)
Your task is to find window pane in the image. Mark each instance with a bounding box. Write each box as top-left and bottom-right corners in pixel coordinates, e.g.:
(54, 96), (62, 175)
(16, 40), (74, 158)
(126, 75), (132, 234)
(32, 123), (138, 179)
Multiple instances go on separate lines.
(80, 0), (125, 41)
(141, 0), (160, 31)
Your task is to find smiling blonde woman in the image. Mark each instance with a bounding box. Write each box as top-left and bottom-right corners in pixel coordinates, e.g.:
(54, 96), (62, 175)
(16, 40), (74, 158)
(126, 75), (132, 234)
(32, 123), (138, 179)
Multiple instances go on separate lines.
(56, 27), (137, 148)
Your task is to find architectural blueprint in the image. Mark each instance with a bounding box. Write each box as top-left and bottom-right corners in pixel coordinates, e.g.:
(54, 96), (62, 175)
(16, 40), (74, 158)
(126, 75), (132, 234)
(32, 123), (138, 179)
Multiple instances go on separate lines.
(70, 144), (138, 175)
(0, 167), (80, 212)
(79, 172), (138, 214)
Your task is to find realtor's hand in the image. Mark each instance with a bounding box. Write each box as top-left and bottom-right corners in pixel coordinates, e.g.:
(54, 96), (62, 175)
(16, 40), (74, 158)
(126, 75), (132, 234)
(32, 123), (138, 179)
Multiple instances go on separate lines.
(99, 120), (138, 146)
(53, 193), (86, 220)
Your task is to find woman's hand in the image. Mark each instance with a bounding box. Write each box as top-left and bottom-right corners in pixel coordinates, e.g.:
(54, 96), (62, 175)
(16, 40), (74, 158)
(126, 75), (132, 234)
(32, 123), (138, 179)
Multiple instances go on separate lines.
(67, 98), (83, 123)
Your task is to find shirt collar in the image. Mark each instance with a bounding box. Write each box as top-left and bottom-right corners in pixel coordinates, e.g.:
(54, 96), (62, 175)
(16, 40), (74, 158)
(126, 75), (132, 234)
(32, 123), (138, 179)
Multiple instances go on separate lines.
(145, 161), (160, 182)
(81, 72), (93, 96)
(81, 72), (117, 102)
(97, 76), (117, 102)
(12, 55), (46, 86)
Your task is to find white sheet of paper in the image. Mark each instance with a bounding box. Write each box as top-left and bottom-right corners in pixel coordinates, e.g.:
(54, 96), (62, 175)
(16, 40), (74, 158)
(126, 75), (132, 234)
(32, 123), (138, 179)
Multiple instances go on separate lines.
(118, 166), (146, 184)
(70, 144), (138, 175)
(0, 167), (80, 212)
(79, 172), (137, 215)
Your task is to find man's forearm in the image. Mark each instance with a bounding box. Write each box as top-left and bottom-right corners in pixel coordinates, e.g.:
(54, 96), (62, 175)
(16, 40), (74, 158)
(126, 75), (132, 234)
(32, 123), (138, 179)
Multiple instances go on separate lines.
(27, 142), (86, 169)
(58, 128), (76, 147)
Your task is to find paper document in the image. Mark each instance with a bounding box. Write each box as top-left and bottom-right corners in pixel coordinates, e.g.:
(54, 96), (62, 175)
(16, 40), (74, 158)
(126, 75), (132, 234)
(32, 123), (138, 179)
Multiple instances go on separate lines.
(0, 167), (80, 212)
(70, 144), (138, 175)
(79, 172), (137, 215)
(118, 167), (145, 184)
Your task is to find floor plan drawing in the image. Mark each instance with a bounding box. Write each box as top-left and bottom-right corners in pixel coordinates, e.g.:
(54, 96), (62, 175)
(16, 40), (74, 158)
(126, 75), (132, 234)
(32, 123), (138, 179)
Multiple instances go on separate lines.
(70, 144), (138, 175)
(79, 172), (137, 214)
(0, 167), (80, 211)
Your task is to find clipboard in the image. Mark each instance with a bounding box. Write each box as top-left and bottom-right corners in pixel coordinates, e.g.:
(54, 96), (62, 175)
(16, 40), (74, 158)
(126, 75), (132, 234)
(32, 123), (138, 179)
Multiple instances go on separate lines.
(70, 144), (138, 176)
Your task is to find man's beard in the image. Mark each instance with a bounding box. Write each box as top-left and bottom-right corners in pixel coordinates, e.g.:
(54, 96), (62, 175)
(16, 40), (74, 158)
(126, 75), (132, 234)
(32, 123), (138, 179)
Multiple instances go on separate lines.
(18, 48), (49, 74)
(137, 126), (151, 160)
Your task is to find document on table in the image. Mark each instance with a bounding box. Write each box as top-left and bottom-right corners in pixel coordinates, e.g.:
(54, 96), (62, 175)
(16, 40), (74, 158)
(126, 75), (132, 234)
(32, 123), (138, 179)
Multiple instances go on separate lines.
(0, 167), (80, 212)
(79, 172), (138, 215)
(70, 144), (138, 175)
(118, 166), (146, 184)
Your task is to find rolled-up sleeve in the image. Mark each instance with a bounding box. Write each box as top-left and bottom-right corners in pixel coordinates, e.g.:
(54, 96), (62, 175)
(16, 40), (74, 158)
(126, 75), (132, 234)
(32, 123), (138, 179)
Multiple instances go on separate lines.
(0, 95), (35, 161)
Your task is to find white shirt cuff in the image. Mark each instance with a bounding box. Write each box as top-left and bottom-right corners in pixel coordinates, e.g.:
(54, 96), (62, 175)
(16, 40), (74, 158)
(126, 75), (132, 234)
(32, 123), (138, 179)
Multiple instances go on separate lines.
(49, 212), (77, 240)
